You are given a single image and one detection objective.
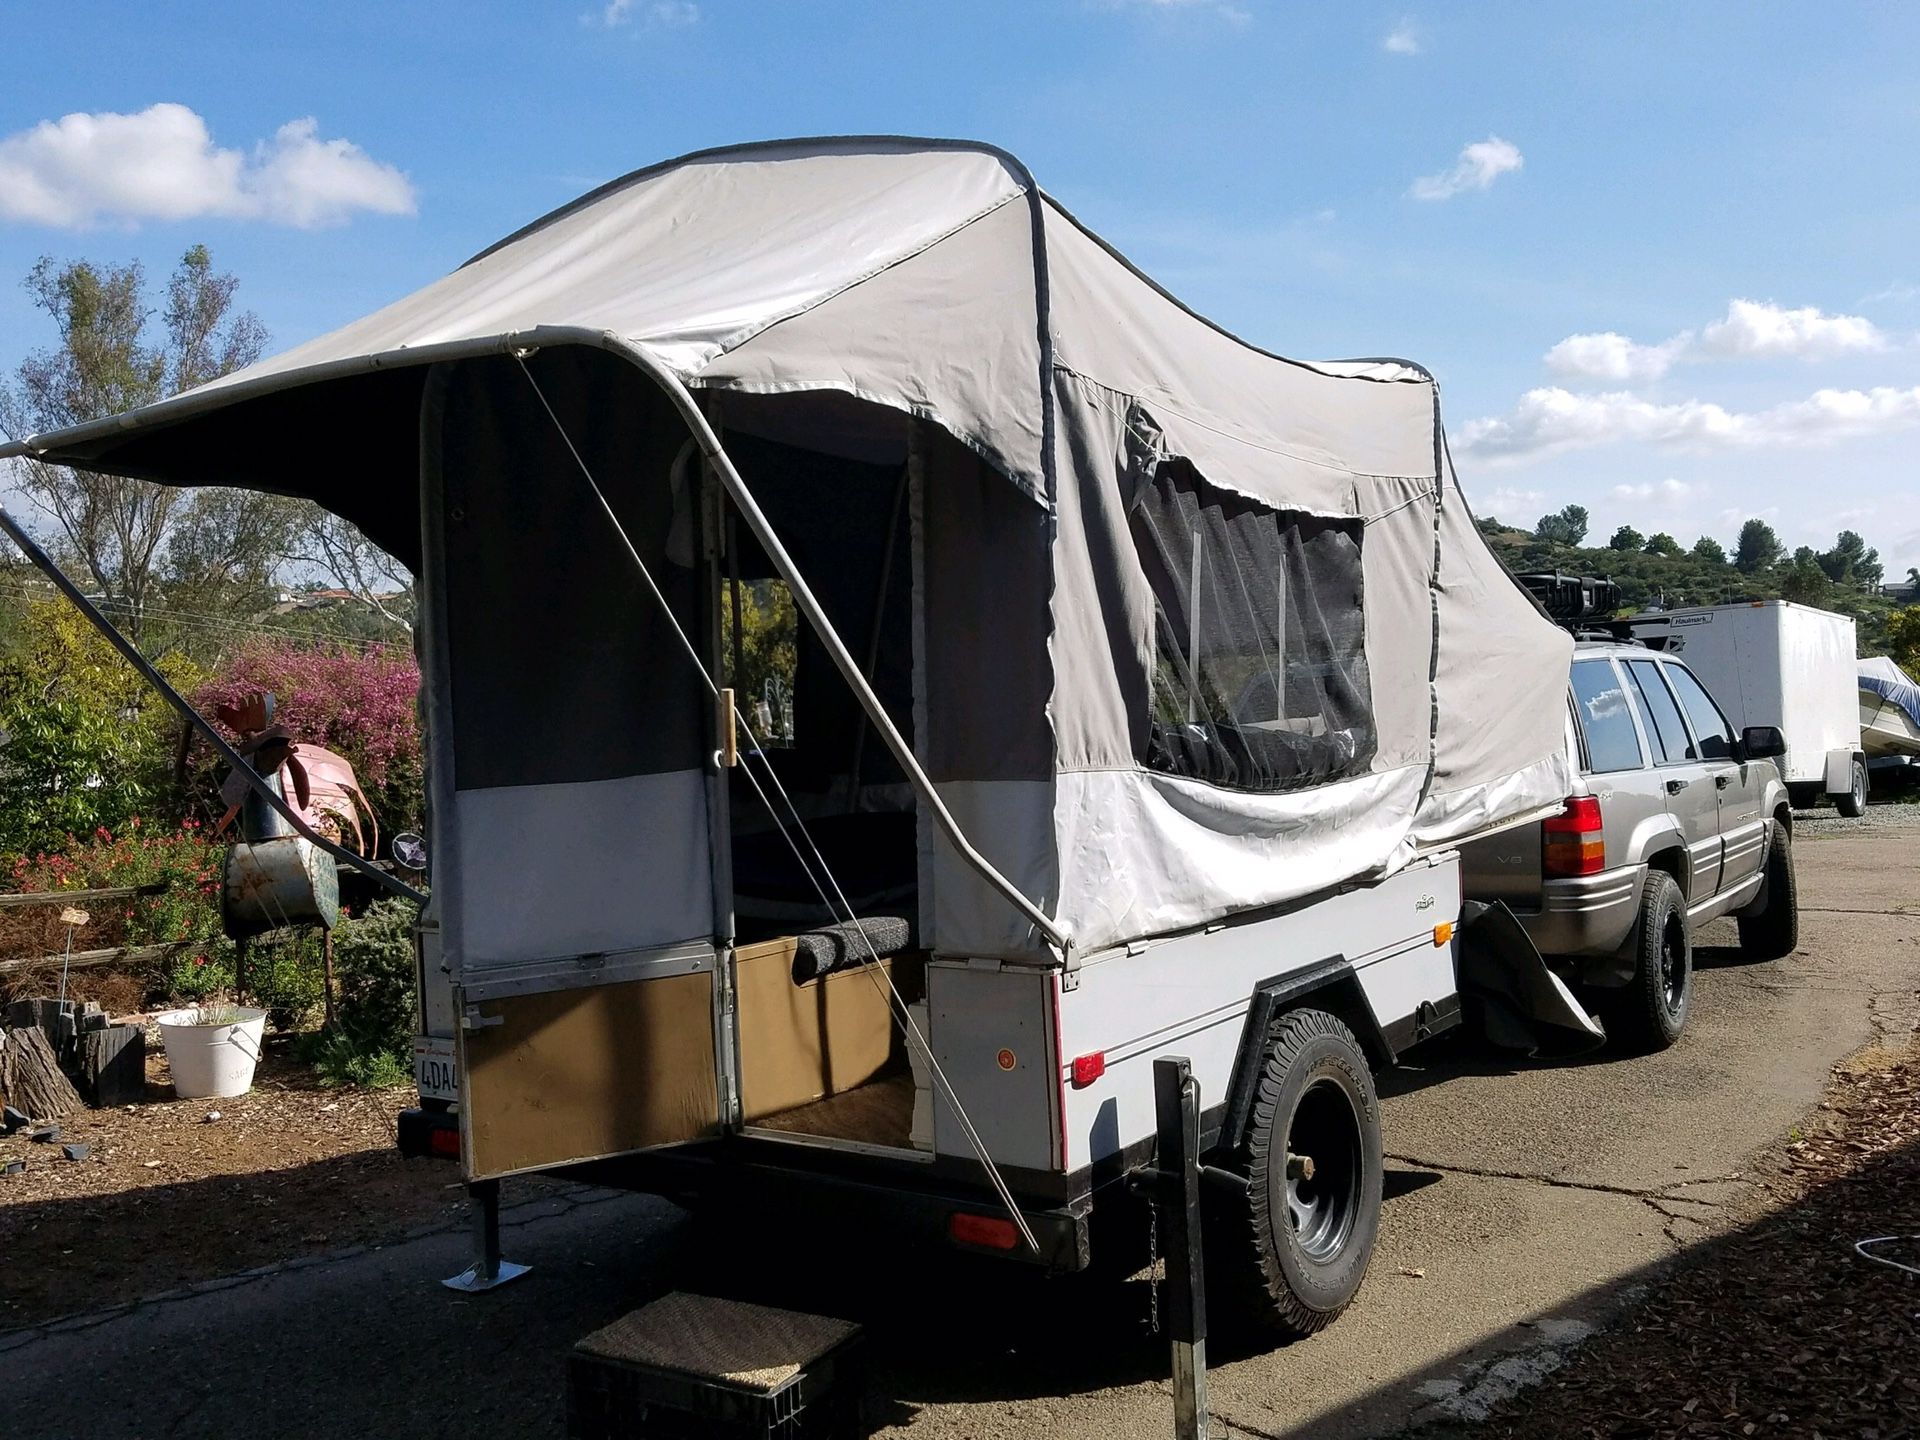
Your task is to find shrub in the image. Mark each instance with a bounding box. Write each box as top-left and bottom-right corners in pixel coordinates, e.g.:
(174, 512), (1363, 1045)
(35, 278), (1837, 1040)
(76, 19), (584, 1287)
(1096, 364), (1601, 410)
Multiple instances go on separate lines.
(304, 1028), (411, 1089)
(0, 600), (205, 855)
(246, 931), (325, 1031)
(159, 941), (236, 1005)
(324, 906), (418, 1075)
(8, 819), (225, 953)
(190, 639), (422, 841)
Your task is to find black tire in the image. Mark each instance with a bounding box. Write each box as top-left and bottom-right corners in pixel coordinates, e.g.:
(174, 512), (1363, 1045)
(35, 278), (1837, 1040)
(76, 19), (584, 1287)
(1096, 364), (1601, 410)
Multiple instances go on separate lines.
(1737, 818), (1799, 959)
(1599, 870), (1691, 1053)
(1209, 1009), (1382, 1338)
(1834, 760), (1868, 818)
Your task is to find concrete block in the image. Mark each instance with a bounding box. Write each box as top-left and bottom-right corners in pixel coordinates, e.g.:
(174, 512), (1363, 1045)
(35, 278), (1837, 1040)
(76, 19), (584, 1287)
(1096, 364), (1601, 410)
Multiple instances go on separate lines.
(1, 1160), (23, 1177)
(28, 1123), (60, 1143)
(60, 1143), (89, 1162)
(1, 1104), (27, 1133)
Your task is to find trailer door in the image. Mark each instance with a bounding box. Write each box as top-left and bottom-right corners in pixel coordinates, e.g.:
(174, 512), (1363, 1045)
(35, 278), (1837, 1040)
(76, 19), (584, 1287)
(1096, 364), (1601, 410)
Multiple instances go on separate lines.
(421, 352), (727, 1181)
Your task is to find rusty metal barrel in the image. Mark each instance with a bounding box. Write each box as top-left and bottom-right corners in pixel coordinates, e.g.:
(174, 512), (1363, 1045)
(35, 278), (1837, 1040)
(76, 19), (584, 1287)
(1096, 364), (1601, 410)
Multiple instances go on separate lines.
(220, 773), (341, 938)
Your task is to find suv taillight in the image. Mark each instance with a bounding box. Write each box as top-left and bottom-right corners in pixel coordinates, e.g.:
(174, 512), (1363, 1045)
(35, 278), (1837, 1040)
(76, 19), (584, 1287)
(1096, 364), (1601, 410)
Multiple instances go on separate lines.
(1543, 795), (1605, 877)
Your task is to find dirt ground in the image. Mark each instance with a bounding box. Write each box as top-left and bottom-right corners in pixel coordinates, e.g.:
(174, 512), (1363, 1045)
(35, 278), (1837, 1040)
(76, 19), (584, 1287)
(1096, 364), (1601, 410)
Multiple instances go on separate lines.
(0, 1033), (459, 1330)
(1416, 1029), (1920, 1440)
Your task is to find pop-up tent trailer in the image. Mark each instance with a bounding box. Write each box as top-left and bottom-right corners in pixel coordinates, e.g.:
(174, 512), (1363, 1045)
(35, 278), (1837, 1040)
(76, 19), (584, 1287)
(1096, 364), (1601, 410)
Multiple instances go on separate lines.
(0, 138), (1577, 1321)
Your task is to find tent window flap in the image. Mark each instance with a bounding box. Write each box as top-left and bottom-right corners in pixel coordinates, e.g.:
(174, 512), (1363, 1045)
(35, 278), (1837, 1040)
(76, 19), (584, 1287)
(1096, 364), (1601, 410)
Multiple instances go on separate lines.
(1129, 461), (1375, 793)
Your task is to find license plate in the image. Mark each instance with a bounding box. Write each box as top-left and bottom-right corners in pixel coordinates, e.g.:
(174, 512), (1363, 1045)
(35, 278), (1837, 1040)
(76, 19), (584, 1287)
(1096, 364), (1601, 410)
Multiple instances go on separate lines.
(413, 1035), (459, 1102)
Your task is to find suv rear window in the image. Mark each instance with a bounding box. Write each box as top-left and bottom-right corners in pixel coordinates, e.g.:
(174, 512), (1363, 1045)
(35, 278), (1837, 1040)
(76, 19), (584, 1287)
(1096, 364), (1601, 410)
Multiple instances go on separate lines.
(1570, 659), (1643, 773)
(1624, 658), (1698, 764)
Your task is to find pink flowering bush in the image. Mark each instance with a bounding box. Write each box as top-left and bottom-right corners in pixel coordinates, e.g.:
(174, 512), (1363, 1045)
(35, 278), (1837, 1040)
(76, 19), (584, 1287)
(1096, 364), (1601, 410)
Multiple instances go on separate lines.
(190, 639), (423, 839)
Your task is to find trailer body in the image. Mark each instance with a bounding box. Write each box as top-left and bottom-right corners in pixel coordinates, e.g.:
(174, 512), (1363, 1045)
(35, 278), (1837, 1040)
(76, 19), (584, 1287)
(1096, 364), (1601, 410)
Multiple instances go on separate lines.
(1627, 601), (1862, 807)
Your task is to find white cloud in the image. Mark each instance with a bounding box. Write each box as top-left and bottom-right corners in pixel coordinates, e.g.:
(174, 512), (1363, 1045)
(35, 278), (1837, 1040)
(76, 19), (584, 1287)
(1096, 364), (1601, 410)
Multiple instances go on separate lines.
(1697, 298), (1885, 361)
(1472, 485), (1545, 517)
(589, 0), (698, 26)
(1410, 137), (1522, 201)
(1545, 300), (1887, 382)
(1863, 282), (1919, 305)
(1609, 478), (1696, 507)
(1545, 331), (1685, 383)
(1091, 0), (1253, 22)
(1383, 18), (1421, 53)
(1458, 383), (1920, 461)
(0, 104), (414, 229)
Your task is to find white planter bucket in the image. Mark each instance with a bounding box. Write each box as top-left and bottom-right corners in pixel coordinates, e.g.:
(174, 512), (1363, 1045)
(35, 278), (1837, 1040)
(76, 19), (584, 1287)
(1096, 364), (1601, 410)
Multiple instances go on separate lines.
(156, 1006), (267, 1099)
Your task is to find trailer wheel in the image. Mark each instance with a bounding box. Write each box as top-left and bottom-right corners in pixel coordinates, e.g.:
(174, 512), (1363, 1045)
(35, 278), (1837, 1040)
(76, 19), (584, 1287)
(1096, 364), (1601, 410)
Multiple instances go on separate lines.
(1598, 870), (1690, 1052)
(1737, 819), (1799, 960)
(1834, 759), (1868, 818)
(1211, 1009), (1382, 1339)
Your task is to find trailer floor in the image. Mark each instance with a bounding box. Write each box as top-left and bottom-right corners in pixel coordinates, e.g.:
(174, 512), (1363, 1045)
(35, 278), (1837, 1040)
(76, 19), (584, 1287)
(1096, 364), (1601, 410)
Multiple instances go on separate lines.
(1, 814), (1915, 1439)
(753, 1070), (916, 1149)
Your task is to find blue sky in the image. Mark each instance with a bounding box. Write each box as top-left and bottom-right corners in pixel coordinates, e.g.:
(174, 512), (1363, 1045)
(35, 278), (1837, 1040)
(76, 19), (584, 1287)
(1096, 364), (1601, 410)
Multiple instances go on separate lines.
(2, 1), (1916, 574)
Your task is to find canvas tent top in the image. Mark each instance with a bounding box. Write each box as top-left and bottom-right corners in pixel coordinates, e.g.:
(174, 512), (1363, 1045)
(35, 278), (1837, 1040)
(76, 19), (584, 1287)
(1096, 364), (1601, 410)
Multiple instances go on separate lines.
(0, 135), (1574, 961)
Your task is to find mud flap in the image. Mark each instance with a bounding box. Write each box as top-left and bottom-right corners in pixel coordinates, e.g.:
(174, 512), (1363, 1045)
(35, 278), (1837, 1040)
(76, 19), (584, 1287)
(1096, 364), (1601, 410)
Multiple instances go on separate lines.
(1457, 900), (1606, 1057)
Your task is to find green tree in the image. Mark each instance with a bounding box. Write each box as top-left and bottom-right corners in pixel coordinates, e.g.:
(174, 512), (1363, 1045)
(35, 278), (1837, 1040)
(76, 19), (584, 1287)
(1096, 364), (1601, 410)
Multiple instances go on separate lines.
(1817, 530), (1882, 589)
(1608, 525), (1644, 551)
(1887, 606), (1920, 675)
(1691, 536), (1727, 564)
(0, 246), (268, 639)
(1534, 504), (1590, 547)
(1734, 518), (1783, 574)
(1778, 547), (1832, 606)
(1644, 532), (1683, 557)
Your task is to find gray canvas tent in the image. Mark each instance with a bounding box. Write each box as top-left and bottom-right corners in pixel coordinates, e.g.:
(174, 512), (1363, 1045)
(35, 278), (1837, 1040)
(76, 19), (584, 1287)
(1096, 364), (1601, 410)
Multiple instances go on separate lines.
(1, 136), (1573, 968)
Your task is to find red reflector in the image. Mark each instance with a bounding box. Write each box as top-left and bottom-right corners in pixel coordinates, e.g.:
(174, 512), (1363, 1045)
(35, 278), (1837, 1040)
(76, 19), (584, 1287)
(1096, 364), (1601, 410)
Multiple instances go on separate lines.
(948, 1212), (1021, 1250)
(1543, 796), (1605, 877)
(1070, 1051), (1106, 1088)
(428, 1125), (461, 1159)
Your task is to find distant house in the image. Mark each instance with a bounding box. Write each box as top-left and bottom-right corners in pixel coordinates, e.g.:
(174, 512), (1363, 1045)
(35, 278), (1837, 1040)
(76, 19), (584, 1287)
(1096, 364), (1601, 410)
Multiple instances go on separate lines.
(268, 587), (408, 617)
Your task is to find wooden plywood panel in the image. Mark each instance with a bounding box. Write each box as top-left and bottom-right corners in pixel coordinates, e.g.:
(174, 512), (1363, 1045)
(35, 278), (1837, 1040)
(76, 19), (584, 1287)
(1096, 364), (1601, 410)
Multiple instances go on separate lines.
(462, 972), (718, 1180)
(734, 938), (895, 1123)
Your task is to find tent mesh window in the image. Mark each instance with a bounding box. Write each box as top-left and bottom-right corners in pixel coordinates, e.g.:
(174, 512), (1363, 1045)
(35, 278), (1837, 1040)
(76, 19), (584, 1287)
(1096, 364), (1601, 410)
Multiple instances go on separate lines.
(1129, 462), (1375, 793)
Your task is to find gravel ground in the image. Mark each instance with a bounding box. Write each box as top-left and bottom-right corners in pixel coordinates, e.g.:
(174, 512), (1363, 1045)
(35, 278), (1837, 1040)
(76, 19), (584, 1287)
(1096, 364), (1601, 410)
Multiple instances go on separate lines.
(1791, 797), (1920, 836)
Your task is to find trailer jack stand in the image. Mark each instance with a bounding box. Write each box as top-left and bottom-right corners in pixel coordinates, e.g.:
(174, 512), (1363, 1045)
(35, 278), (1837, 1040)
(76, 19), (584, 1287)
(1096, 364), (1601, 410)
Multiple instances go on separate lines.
(443, 1179), (530, 1292)
(1151, 1056), (1212, 1440)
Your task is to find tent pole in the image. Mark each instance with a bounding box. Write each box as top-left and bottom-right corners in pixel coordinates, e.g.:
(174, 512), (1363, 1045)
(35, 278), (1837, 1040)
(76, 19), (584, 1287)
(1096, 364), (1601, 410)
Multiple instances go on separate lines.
(592, 342), (1071, 956)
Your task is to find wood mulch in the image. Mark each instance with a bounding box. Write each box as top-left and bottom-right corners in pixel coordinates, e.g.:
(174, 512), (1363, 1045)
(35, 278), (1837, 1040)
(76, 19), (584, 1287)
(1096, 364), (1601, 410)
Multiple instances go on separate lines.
(0, 1033), (462, 1332)
(1421, 1031), (1920, 1439)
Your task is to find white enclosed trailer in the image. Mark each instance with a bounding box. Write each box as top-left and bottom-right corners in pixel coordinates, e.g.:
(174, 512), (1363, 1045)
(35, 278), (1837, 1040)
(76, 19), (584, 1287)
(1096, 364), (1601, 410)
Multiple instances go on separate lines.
(1627, 601), (1866, 814)
(0, 138), (1584, 1337)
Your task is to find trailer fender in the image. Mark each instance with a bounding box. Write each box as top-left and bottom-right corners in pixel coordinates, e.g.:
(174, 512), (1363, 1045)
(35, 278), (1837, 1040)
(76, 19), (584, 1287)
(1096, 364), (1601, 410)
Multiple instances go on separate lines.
(1824, 748), (1856, 796)
(1214, 956), (1393, 1154)
(1457, 900), (1606, 1057)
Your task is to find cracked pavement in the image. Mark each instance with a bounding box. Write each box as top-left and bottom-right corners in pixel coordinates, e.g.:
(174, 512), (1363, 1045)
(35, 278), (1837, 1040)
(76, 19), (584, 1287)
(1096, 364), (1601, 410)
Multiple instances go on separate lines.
(0, 823), (1914, 1439)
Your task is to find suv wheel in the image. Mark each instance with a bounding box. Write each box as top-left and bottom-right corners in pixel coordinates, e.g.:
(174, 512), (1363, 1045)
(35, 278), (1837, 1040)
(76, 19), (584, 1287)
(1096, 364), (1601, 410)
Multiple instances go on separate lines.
(1206, 1009), (1382, 1339)
(1834, 760), (1868, 818)
(1737, 818), (1799, 959)
(1600, 870), (1691, 1052)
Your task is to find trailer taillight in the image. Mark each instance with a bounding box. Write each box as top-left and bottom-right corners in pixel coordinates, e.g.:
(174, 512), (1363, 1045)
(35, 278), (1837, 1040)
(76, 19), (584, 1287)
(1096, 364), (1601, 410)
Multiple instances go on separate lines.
(1543, 796), (1606, 877)
(429, 1125), (461, 1160)
(1069, 1052), (1106, 1088)
(948, 1212), (1022, 1251)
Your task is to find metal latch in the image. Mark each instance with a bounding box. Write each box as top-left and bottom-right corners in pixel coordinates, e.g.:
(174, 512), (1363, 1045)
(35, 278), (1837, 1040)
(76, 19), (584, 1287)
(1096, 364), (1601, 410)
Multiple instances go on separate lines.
(461, 1004), (504, 1031)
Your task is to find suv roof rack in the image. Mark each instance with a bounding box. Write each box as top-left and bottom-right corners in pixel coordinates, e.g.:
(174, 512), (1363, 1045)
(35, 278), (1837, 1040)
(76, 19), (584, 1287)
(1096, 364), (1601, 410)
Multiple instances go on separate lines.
(1516, 572), (1645, 643)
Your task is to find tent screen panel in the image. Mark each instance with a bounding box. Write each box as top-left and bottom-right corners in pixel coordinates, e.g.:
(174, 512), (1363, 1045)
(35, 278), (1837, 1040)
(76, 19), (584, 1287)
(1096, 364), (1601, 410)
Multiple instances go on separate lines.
(1128, 462), (1375, 793)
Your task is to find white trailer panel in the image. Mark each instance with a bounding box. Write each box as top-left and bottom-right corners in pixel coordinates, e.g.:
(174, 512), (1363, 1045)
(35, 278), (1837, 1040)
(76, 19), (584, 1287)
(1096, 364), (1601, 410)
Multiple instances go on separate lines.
(1628, 601), (1859, 795)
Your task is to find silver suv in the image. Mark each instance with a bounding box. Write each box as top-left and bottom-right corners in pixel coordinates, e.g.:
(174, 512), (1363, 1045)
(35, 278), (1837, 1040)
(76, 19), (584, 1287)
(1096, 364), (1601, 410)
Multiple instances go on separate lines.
(1463, 640), (1799, 1051)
